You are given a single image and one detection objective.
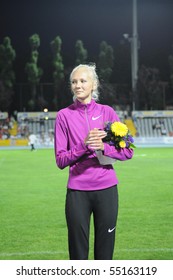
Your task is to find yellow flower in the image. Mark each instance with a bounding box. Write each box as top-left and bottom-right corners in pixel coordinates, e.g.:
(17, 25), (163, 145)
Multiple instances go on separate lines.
(119, 140), (126, 148)
(111, 122), (128, 137)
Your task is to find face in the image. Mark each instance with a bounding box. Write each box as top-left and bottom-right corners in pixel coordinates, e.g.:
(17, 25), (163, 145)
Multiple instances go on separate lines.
(71, 67), (95, 104)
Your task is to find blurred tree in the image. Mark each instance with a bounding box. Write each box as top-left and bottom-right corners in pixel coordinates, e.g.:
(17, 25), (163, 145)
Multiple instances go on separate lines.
(137, 65), (163, 110)
(0, 81), (14, 111)
(0, 36), (16, 111)
(75, 40), (88, 65)
(97, 41), (115, 105)
(50, 36), (64, 109)
(25, 34), (43, 110)
(98, 41), (114, 82)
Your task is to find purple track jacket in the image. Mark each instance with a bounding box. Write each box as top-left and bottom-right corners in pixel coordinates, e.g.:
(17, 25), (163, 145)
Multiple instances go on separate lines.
(54, 99), (134, 191)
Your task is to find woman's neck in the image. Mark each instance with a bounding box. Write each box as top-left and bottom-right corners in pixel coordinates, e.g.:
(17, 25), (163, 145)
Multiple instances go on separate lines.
(77, 97), (92, 104)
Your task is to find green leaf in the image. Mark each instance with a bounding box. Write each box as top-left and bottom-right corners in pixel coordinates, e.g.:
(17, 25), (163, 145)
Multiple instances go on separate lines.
(129, 143), (136, 149)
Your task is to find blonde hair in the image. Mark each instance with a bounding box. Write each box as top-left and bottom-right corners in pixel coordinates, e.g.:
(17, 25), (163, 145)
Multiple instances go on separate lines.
(70, 63), (100, 101)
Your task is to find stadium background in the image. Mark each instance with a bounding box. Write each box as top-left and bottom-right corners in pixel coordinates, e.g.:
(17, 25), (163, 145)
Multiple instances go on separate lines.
(0, 0), (173, 262)
(0, 109), (173, 149)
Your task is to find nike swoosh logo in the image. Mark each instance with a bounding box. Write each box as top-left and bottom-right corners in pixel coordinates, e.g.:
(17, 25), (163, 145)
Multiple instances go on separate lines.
(108, 226), (116, 233)
(92, 115), (102, 121)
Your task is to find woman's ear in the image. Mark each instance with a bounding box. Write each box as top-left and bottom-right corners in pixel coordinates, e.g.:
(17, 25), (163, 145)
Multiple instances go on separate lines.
(93, 81), (97, 91)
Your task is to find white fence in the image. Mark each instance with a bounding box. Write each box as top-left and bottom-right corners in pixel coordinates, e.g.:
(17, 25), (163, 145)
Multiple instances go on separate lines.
(134, 136), (173, 147)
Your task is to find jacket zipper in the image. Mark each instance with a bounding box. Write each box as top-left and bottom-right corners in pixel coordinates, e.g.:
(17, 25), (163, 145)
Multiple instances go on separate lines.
(85, 106), (90, 132)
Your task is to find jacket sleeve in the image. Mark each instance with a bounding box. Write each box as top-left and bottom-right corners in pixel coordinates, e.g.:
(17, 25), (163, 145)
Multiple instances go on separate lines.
(103, 143), (134, 161)
(54, 114), (89, 169)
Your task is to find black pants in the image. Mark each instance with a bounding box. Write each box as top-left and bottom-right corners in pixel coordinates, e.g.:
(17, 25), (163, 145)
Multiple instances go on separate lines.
(65, 185), (118, 260)
(30, 144), (35, 151)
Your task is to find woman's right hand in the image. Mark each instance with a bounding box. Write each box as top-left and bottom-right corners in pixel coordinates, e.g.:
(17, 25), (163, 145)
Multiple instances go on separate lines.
(84, 128), (107, 151)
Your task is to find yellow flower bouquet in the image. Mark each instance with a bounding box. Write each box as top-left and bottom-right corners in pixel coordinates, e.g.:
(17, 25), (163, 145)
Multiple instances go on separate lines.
(103, 121), (136, 149)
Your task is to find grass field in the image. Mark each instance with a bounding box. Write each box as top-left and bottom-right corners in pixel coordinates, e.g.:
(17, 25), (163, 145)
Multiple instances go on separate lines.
(0, 147), (173, 260)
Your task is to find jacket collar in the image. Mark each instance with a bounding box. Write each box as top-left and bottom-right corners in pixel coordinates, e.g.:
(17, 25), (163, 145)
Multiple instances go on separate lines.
(74, 99), (96, 113)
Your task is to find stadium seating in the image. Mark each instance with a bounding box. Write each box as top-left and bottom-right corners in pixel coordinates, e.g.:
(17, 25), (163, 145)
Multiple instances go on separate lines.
(124, 118), (137, 136)
(132, 111), (173, 137)
(1, 110), (173, 147)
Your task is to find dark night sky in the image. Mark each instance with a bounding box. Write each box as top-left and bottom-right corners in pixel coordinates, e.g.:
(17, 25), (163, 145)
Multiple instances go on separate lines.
(0, 0), (173, 81)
